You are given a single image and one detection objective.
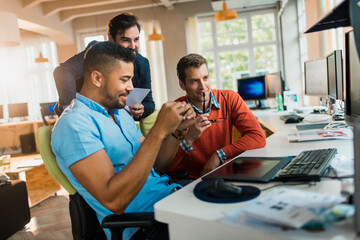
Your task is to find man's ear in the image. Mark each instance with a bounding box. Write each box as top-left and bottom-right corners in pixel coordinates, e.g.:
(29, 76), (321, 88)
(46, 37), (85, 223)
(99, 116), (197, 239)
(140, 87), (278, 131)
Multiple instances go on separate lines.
(179, 80), (186, 91)
(91, 71), (103, 88)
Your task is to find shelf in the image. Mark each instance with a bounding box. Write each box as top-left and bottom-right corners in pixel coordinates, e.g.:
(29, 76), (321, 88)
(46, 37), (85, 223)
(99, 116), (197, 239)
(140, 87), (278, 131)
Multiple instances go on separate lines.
(304, 0), (350, 34)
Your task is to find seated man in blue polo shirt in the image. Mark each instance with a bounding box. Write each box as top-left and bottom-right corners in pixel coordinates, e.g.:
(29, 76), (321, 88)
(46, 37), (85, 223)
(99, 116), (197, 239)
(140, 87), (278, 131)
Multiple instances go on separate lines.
(51, 41), (195, 240)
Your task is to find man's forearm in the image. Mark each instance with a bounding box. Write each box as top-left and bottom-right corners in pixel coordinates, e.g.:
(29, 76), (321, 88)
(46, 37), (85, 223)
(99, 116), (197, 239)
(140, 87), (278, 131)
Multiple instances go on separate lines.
(105, 129), (166, 213)
(154, 134), (181, 174)
(70, 132), (166, 215)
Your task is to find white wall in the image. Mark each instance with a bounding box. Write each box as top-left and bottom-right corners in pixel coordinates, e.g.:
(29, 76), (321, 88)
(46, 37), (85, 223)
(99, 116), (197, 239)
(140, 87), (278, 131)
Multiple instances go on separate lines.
(0, 0), (74, 45)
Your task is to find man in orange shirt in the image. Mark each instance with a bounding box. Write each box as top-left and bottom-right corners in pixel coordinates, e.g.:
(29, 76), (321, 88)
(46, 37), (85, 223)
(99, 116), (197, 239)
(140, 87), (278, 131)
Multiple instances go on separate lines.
(165, 53), (266, 178)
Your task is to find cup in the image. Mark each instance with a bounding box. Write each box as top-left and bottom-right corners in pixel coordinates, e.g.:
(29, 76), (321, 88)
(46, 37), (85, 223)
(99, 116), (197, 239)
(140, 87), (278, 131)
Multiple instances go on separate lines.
(0, 155), (11, 169)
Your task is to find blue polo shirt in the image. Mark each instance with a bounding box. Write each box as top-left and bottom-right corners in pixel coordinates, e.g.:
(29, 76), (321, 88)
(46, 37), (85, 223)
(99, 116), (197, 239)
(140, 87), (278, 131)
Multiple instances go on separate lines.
(51, 93), (178, 240)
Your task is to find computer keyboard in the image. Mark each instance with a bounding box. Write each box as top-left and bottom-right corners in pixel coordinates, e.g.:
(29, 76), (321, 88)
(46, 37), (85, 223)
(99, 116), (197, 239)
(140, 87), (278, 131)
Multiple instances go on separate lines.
(275, 148), (337, 182)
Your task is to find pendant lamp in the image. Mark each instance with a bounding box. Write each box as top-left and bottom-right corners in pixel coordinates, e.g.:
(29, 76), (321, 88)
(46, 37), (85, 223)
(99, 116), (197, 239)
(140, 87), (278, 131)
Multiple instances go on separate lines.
(0, 12), (21, 47)
(148, 1), (164, 42)
(214, 1), (238, 21)
(35, 52), (48, 63)
(148, 27), (164, 41)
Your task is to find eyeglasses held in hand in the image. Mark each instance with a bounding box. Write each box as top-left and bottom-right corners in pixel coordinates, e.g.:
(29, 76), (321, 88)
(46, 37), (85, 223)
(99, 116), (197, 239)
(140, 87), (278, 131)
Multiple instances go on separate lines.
(202, 92), (227, 123)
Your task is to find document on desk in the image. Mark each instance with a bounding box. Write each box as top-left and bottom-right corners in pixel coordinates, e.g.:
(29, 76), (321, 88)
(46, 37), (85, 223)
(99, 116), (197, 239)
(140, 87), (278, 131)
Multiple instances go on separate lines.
(287, 128), (353, 142)
(227, 188), (345, 229)
(16, 158), (43, 168)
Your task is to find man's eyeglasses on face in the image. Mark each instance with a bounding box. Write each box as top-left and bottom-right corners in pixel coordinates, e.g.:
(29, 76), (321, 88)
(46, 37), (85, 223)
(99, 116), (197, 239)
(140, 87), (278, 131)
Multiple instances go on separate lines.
(202, 92), (227, 123)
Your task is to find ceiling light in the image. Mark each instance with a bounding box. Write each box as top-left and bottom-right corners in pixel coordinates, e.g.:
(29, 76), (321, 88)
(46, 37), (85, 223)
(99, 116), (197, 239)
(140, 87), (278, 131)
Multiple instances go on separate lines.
(35, 52), (48, 63)
(214, 1), (238, 21)
(0, 12), (21, 47)
(148, 27), (164, 41)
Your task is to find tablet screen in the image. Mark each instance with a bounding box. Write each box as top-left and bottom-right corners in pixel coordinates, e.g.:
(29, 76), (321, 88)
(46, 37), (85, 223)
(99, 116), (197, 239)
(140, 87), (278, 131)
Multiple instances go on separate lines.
(202, 156), (293, 183)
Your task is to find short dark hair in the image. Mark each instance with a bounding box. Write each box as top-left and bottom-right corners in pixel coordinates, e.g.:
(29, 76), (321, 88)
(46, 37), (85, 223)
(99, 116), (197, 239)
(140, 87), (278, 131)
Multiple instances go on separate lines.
(177, 53), (208, 83)
(107, 13), (141, 40)
(84, 41), (136, 79)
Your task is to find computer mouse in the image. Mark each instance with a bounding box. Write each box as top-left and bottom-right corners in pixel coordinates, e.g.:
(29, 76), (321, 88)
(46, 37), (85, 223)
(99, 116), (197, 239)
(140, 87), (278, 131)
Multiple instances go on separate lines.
(207, 179), (243, 198)
(284, 117), (301, 124)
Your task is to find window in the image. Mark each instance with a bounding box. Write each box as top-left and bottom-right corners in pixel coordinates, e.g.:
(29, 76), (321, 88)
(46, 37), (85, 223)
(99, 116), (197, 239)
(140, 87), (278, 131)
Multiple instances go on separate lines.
(84, 35), (105, 47)
(78, 29), (147, 57)
(0, 36), (58, 120)
(78, 30), (107, 51)
(197, 9), (280, 91)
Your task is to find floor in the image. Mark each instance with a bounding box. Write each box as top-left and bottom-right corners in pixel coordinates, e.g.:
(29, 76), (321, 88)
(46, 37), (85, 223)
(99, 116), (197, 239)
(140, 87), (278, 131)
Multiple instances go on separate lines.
(7, 188), (72, 240)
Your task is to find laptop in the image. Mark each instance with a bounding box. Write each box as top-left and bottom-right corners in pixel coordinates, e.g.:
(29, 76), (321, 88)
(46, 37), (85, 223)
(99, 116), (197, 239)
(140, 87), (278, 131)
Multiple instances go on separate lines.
(202, 156), (293, 183)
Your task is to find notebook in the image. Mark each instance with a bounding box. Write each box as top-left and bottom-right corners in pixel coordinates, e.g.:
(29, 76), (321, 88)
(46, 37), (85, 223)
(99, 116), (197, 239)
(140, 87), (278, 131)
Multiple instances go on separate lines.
(295, 123), (329, 131)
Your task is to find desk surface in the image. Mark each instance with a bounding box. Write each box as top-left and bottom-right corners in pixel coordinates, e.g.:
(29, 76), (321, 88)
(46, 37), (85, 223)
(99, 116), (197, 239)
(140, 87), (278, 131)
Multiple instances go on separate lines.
(154, 109), (355, 240)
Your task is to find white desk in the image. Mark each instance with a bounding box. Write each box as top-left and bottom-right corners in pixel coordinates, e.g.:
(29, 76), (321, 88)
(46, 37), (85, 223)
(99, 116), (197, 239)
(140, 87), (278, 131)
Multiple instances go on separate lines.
(155, 109), (355, 240)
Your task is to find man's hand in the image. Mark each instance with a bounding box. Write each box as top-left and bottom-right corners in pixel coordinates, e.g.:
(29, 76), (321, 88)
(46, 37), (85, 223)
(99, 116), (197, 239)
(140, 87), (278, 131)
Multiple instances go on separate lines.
(202, 153), (221, 176)
(152, 101), (192, 138)
(129, 104), (144, 118)
(177, 106), (197, 130)
(184, 114), (211, 146)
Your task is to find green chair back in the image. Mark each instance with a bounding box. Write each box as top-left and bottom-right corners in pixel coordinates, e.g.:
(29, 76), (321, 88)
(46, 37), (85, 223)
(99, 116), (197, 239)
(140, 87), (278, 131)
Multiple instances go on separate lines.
(37, 126), (76, 195)
(139, 111), (159, 137)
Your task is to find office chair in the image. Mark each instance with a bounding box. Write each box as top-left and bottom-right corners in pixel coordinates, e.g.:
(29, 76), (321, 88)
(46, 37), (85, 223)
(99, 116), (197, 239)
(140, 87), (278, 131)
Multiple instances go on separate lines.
(36, 126), (155, 240)
(139, 110), (159, 137)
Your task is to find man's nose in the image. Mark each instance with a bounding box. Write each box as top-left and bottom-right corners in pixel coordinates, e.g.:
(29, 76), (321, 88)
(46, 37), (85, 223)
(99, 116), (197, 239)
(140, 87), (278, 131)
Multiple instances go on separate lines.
(129, 40), (136, 49)
(200, 79), (206, 89)
(126, 79), (134, 91)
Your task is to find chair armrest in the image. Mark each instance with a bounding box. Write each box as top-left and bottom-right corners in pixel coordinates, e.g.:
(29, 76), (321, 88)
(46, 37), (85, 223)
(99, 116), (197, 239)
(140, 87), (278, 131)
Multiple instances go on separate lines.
(102, 212), (155, 240)
(102, 212), (154, 228)
(165, 171), (189, 180)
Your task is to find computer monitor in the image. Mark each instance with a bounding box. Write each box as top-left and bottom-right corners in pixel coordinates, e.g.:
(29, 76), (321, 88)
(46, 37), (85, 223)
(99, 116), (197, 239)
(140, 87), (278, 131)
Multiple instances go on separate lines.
(304, 58), (328, 96)
(265, 72), (282, 99)
(40, 102), (57, 117)
(345, 30), (360, 124)
(237, 75), (267, 109)
(8, 103), (28, 119)
(327, 50), (344, 100)
(0, 105), (3, 119)
(344, 28), (360, 235)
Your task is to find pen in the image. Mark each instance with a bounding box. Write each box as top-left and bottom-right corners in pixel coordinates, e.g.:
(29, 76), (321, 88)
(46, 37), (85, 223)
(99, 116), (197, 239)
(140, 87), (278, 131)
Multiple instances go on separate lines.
(203, 92), (205, 113)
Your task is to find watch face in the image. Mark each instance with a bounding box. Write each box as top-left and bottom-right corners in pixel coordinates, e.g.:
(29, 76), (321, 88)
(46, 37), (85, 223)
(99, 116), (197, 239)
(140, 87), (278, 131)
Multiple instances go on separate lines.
(173, 129), (187, 140)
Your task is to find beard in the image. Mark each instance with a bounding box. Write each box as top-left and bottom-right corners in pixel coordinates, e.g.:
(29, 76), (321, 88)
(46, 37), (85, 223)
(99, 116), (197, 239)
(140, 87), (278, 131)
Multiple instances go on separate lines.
(129, 46), (138, 55)
(102, 82), (128, 109)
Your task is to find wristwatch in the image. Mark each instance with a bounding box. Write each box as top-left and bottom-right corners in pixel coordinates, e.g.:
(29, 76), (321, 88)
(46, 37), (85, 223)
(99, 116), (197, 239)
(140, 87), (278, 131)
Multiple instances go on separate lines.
(171, 128), (187, 140)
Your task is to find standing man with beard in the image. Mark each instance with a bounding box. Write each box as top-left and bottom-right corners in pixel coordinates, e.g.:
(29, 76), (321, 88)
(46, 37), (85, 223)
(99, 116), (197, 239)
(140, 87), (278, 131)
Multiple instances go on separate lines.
(51, 42), (195, 240)
(53, 13), (154, 120)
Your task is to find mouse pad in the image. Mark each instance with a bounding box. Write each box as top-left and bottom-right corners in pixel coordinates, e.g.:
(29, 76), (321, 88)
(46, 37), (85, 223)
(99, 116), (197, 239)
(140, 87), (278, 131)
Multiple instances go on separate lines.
(193, 179), (261, 203)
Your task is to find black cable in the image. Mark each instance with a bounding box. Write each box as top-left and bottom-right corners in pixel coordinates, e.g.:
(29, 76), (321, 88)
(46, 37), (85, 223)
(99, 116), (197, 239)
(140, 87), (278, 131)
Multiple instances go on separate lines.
(323, 166), (354, 180)
(322, 175), (354, 180)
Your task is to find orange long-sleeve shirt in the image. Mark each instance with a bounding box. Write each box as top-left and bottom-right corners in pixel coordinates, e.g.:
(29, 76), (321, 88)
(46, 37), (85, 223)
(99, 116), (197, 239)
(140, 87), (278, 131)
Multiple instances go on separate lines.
(167, 89), (266, 178)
